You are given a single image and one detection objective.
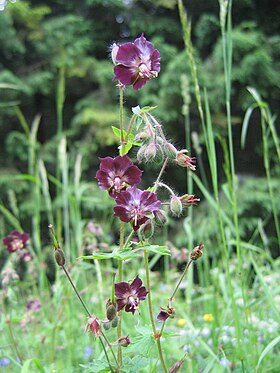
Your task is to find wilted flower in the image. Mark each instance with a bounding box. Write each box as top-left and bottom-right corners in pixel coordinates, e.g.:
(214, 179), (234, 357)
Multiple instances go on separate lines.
(0, 0), (16, 11)
(96, 155), (142, 198)
(85, 315), (101, 337)
(190, 243), (204, 261)
(157, 306), (175, 322)
(179, 194), (200, 207)
(118, 335), (131, 347)
(115, 275), (148, 314)
(3, 230), (29, 253)
(169, 353), (187, 373)
(176, 150), (196, 170)
(113, 34), (160, 90)
(114, 186), (161, 231)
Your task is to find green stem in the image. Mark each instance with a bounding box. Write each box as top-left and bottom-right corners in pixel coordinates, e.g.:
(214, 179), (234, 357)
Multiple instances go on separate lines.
(119, 86), (124, 155)
(169, 259), (193, 302)
(117, 222), (125, 366)
(61, 266), (117, 371)
(144, 250), (168, 373)
(125, 113), (137, 140)
(124, 230), (135, 248)
(153, 158), (169, 192)
(6, 320), (23, 364)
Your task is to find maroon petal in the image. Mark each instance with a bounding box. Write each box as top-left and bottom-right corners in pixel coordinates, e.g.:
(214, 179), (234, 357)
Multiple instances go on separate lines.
(98, 157), (115, 172)
(113, 206), (132, 223)
(133, 77), (149, 90)
(115, 281), (130, 298)
(137, 287), (148, 300)
(130, 275), (142, 292)
(95, 170), (111, 190)
(113, 65), (138, 86)
(151, 49), (161, 72)
(115, 43), (140, 67)
(116, 298), (127, 312)
(122, 165), (142, 185)
(134, 34), (155, 59)
(157, 310), (170, 322)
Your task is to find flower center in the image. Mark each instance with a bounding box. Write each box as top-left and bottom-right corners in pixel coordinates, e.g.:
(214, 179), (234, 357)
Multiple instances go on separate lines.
(12, 239), (23, 251)
(128, 295), (139, 310)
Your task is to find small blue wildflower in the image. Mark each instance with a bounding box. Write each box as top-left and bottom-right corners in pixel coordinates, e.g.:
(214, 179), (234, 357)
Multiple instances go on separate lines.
(0, 358), (10, 366)
(219, 357), (230, 368)
(83, 346), (93, 360)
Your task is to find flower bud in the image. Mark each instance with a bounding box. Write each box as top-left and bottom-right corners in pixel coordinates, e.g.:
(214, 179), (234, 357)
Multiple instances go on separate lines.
(134, 131), (149, 143)
(144, 143), (157, 162)
(137, 144), (147, 163)
(106, 299), (117, 321)
(153, 209), (167, 226)
(54, 249), (65, 266)
(111, 315), (118, 328)
(138, 219), (154, 241)
(164, 142), (177, 160)
(118, 336), (131, 347)
(170, 195), (183, 217)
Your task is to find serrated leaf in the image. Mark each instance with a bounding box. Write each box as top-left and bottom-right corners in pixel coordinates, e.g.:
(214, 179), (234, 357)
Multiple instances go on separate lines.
(133, 243), (170, 256)
(80, 253), (114, 260)
(82, 359), (111, 372)
(126, 334), (155, 356)
(123, 356), (150, 372)
(80, 247), (139, 261)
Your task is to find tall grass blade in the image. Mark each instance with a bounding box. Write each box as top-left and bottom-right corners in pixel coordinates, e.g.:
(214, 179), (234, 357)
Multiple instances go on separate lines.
(256, 336), (280, 372)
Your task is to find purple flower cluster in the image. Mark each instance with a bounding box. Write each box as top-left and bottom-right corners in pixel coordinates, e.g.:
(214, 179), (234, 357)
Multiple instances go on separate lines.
(3, 230), (29, 253)
(112, 34), (160, 90)
(96, 155), (160, 231)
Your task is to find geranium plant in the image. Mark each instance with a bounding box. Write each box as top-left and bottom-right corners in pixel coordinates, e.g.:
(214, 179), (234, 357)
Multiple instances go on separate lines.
(49, 34), (203, 373)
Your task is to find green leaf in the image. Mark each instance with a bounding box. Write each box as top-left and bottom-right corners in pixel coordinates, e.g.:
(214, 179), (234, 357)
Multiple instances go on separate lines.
(118, 142), (133, 155)
(112, 126), (126, 139)
(123, 356), (150, 372)
(21, 359), (45, 373)
(133, 243), (170, 256)
(256, 336), (280, 372)
(80, 247), (139, 261)
(126, 334), (155, 356)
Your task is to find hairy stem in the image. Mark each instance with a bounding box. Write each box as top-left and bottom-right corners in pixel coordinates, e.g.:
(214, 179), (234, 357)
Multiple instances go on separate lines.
(144, 250), (168, 373)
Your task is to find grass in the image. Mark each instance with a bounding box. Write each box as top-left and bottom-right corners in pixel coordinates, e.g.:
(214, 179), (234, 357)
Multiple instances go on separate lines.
(1, 1), (280, 372)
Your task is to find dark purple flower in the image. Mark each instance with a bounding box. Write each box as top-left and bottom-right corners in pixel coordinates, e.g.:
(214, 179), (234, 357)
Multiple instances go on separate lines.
(3, 230), (29, 253)
(113, 34), (160, 90)
(115, 275), (148, 314)
(96, 155), (142, 198)
(114, 186), (161, 231)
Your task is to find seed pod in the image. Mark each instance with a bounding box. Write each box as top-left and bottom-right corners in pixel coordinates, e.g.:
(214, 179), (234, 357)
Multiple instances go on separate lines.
(138, 220), (154, 241)
(103, 320), (112, 331)
(111, 315), (118, 328)
(106, 299), (117, 321)
(153, 209), (167, 226)
(54, 249), (65, 266)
